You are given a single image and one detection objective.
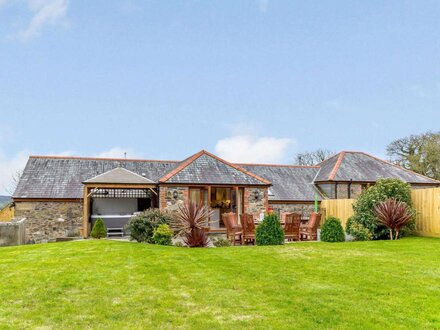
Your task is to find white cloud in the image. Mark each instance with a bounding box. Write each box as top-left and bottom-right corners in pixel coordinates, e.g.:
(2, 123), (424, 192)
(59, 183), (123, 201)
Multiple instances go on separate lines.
(15, 0), (69, 40)
(215, 135), (293, 164)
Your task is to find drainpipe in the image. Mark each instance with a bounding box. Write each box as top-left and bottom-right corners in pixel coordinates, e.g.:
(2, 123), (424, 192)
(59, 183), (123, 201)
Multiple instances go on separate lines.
(348, 179), (352, 199)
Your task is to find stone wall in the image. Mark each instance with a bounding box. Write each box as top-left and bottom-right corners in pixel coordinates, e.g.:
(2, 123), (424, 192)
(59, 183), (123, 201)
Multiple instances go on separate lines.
(14, 201), (83, 243)
(0, 218), (26, 246)
(270, 203), (315, 218)
(159, 186), (189, 213)
(244, 187), (268, 217)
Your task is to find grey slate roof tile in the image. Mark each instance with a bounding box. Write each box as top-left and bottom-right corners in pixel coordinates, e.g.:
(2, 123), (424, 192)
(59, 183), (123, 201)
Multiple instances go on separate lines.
(14, 157), (178, 199)
(240, 165), (322, 201)
(315, 151), (439, 184)
(164, 153), (269, 185)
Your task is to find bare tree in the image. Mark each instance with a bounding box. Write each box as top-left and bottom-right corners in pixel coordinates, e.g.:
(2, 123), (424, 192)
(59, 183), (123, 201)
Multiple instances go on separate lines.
(3, 169), (23, 196)
(387, 131), (440, 180)
(294, 149), (335, 166)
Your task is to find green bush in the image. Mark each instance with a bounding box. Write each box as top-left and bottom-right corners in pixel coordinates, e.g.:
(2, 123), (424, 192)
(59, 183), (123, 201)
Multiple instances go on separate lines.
(345, 217), (354, 234)
(213, 237), (231, 247)
(256, 213), (284, 246)
(91, 218), (107, 239)
(152, 224), (174, 245)
(349, 222), (373, 241)
(320, 217), (345, 242)
(126, 209), (172, 243)
(351, 178), (415, 240)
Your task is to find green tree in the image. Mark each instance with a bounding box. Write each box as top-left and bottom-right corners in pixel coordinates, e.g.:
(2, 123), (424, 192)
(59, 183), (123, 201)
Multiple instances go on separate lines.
(256, 213), (284, 245)
(351, 178), (415, 240)
(91, 218), (107, 239)
(386, 131), (440, 180)
(321, 217), (345, 242)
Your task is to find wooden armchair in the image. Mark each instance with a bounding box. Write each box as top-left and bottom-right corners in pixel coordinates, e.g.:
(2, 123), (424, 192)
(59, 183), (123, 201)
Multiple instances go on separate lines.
(300, 212), (321, 241)
(240, 213), (256, 245)
(284, 213), (301, 241)
(222, 212), (242, 245)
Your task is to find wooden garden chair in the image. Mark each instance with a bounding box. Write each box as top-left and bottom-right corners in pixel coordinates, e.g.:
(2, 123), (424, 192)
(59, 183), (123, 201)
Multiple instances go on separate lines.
(284, 213), (301, 241)
(222, 212), (242, 245)
(240, 213), (256, 245)
(300, 212), (321, 241)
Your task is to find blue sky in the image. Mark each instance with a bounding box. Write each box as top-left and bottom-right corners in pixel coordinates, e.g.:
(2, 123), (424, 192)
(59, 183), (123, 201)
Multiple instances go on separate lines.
(0, 0), (440, 194)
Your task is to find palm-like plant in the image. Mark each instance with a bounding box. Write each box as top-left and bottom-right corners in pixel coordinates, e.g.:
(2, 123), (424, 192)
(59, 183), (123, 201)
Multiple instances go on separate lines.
(172, 202), (213, 247)
(373, 198), (414, 240)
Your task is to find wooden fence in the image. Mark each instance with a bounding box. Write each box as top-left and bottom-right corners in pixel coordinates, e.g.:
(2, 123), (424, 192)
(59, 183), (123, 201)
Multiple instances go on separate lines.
(0, 203), (14, 222)
(320, 199), (355, 228)
(411, 187), (440, 238)
(320, 187), (440, 237)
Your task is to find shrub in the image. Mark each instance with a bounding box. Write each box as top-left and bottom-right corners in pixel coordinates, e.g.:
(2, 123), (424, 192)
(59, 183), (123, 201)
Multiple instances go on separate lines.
(373, 198), (414, 240)
(256, 213), (284, 246)
(345, 217), (354, 234)
(172, 203), (212, 248)
(213, 237), (231, 247)
(349, 222), (373, 241)
(126, 209), (172, 243)
(152, 224), (174, 245)
(174, 241), (185, 247)
(320, 217), (345, 242)
(91, 218), (107, 239)
(351, 178), (415, 240)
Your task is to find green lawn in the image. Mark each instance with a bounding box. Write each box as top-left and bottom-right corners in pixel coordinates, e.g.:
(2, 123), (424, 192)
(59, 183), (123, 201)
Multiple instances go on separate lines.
(1, 238), (440, 329)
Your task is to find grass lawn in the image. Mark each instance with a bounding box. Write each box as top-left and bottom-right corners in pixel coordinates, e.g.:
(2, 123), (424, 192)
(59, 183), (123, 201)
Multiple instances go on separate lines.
(1, 237), (440, 329)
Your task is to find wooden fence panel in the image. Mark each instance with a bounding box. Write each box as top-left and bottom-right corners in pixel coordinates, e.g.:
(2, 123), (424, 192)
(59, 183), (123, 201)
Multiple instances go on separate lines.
(412, 187), (440, 238)
(320, 188), (440, 237)
(320, 199), (355, 227)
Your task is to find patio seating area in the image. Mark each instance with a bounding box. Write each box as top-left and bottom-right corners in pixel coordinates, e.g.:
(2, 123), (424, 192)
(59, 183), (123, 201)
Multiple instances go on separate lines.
(221, 211), (322, 245)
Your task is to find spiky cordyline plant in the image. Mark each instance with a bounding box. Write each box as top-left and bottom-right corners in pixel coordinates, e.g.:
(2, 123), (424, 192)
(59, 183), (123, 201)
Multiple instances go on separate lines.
(172, 202), (213, 247)
(373, 198), (414, 240)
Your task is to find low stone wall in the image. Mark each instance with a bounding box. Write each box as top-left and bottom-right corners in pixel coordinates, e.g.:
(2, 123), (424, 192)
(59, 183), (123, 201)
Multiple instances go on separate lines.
(270, 203), (315, 218)
(0, 218), (26, 246)
(14, 201), (83, 243)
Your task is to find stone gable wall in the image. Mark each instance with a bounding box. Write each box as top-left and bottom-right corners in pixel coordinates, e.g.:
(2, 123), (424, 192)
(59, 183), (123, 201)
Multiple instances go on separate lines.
(159, 186), (189, 213)
(14, 201), (83, 243)
(244, 187), (268, 217)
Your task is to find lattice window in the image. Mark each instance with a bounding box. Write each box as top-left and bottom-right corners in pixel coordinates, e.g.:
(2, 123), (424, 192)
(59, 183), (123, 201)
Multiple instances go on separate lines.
(90, 188), (151, 198)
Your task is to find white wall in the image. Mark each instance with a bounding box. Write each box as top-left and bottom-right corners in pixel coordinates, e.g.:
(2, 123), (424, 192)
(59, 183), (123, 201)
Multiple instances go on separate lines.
(92, 198), (137, 215)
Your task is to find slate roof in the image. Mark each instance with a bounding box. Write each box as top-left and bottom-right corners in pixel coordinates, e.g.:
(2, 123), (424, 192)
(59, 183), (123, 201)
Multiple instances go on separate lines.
(13, 150), (439, 201)
(14, 156), (178, 199)
(83, 167), (155, 184)
(315, 151), (440, 184)
(239, 164), (322, 201)
(160, 150), (271, 185)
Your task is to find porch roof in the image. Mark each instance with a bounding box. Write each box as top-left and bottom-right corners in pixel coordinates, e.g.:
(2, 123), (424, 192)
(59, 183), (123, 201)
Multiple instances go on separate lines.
(83, 167), (155, 185)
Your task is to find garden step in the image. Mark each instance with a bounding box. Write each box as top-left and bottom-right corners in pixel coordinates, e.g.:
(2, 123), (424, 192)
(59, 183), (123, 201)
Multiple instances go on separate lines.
(107, 228), (124, 237)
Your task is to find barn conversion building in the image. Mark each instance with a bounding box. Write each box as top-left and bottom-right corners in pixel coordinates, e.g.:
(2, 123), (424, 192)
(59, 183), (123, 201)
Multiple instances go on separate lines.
(13, 150), (439, 243)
